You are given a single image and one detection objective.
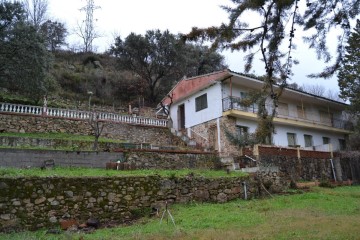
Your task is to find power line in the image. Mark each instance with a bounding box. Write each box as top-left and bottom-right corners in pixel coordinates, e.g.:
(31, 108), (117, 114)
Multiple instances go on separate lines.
(80, 0), (100, 52)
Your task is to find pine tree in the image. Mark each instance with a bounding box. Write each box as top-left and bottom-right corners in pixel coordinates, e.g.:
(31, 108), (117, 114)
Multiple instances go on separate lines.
(338, 20), (360, 118)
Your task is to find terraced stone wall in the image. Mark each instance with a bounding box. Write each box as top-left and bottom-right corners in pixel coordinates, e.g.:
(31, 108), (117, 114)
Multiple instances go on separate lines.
(0, 169), (286, 232)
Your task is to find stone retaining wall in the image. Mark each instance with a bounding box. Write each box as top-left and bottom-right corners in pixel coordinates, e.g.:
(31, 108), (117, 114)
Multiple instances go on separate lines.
(0, 168), (286, 231)
(0, 149), (122, 168)
(0, 114), (182, 147)
(257, 156), (336, 181)
(0, 149), (217, 170)
(124, 151), (218, 169)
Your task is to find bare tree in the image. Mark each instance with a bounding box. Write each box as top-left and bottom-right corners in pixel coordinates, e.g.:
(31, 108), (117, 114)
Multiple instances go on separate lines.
(88, 112), (105, 150)
(302, 84), (344, 102)
(76, 0), (100, 52)
(23, 0), (48, 30)
(326, 89), (344, 102)
(302, 84), (326, 97)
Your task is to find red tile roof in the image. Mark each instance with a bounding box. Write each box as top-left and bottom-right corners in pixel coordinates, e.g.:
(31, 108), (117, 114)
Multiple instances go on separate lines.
(162, 69), (230, 105)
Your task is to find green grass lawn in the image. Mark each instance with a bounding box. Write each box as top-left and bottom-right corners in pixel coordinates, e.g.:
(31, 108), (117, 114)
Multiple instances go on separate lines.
(0, 167), (247, 178)
(1, 186), (359, 240)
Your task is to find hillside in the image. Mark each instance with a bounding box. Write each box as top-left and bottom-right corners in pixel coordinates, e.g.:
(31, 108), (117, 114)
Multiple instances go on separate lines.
(0, 51), (149, 112)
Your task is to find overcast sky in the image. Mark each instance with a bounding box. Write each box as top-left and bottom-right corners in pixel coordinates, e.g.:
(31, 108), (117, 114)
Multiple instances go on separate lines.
(47, 0), (341, 94)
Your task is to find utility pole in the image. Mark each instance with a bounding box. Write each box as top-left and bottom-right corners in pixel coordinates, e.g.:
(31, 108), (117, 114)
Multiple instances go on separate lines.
(79, 0), (100, 52)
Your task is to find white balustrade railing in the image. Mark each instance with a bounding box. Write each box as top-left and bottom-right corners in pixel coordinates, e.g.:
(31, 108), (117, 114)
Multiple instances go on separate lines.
(0, 102), (168, 127)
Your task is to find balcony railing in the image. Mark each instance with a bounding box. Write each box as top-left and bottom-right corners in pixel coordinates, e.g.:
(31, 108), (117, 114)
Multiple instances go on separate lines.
(222, 97), (354, 131)
(0, 102), (168, 127)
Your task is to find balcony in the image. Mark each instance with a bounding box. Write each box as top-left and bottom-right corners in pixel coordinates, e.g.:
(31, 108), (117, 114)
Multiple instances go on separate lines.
(222, 97), (354, 132)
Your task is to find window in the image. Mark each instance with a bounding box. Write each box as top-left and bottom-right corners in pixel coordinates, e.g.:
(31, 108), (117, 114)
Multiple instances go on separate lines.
(236, 125), (248, 136)
(339, 139), (346, 151)
(278, 102), (289, 116)
(319, 111), (333, 126)
(297, 106), (306, 119)
(287, 133), (297, 146)
(195, 94), (207, 112)
(322, 137), (330, 145)
(304, 134), (313, 147)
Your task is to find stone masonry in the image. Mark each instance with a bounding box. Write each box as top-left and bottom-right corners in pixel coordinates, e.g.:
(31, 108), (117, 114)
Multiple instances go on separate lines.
(0, 170), (286, 232)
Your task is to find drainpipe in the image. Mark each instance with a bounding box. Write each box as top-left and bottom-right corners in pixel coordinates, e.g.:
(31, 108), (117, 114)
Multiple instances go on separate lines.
(217, 118), (221, 153)
(242, 181), (248, 200)
(330, 159), (337, 182)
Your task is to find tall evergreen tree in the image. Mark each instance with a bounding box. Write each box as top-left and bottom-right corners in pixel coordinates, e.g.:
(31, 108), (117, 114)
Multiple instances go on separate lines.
(0, 0), (53, 102)
(338, 19), (360, 129)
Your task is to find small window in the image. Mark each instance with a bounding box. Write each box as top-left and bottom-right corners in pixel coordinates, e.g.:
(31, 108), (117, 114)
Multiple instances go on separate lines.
(304, 134), (313, 147)
(278, 102), (289, 116)
(195, 94), (208, 112)
(319, 111), (331, 125)
(287, 133), (297, 146)
(236, 125), (248, 136)
(297, 106), (306, 119)
(339, 139), (346, 151)
(322, 137), (330, 145)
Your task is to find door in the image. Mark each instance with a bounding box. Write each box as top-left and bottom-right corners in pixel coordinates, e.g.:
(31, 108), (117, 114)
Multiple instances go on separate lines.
(178, 104), (185, 130)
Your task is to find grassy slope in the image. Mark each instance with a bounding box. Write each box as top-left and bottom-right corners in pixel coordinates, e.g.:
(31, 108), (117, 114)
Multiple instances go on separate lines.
(0, 167), (247, 178)
(1, 186), (359, 240)
(0, 132), (124, 143)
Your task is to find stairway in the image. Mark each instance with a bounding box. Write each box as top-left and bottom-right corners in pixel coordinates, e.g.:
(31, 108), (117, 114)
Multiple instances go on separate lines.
(170, 128), (203, 150)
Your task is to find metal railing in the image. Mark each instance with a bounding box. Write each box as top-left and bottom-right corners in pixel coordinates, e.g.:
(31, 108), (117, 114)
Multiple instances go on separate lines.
(222, 97), (354, 131)
(0, 102), (168, 127)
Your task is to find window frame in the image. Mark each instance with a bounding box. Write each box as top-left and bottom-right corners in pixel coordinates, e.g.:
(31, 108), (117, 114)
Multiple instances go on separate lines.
(287, 132), (297, 147)
(322, 137), (330, 145)
(195, 93), (208, 112)
(236, 125), (249, 136)
(304, 134), (313, 147)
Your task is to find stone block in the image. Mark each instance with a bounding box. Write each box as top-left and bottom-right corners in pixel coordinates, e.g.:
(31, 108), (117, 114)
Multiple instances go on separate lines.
(59, 219), (78, 230)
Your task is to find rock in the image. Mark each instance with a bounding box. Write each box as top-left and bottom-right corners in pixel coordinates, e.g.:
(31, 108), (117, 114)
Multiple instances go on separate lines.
(35, 197), (46, 205)
(12, 201), (21, 206)
(86, 218), (100, 229)
(60, 219), (78, 230)
(194, 190), (210, 200)
(0, 182), (8, 190)
(64, 191), (74, 198)
(78, 223), (87, 229)
(0, 214), (11, 220)
(62, 213), (71, 219)
(216, 193), (228, 203)
(108, 193), (116, 201)
(51, 200), (60, 206)
(124, 195), (132, 201)
(49, 216), (57, 223)
(66, 225), (79, 232)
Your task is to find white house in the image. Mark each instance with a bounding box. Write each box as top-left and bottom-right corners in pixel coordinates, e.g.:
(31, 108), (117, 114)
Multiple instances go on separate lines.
(162, 69), (353, 157)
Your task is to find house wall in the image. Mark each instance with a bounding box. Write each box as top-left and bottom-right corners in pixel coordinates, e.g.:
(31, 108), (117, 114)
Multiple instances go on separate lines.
(220, 83), (347, 151)
(274, 124), (346, 151)
(170, 83), (223, 130)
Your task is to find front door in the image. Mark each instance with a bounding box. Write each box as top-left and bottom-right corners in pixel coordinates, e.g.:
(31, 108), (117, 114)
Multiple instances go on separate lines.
(178, 104), (185, 130)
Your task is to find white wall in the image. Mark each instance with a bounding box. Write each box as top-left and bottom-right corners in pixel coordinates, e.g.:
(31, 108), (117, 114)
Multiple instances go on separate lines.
(235, 118), (257, 133)
(170, 83), (223, 129)
(169, 79), (348, 152)
(274, 124), (346, 151)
